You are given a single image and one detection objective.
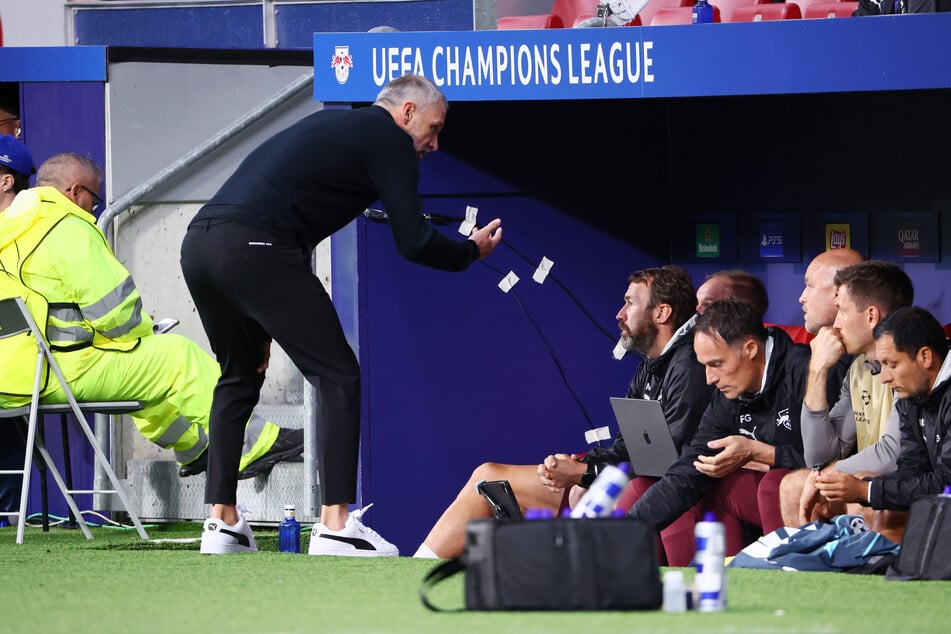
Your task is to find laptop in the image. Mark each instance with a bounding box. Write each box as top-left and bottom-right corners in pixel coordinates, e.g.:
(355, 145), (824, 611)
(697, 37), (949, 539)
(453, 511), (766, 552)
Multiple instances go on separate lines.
(609, 397), (679, 478)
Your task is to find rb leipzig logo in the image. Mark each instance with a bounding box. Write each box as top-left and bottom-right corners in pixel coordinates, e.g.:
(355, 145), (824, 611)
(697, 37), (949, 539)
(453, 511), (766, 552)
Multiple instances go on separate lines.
(331, 46), (354, 85)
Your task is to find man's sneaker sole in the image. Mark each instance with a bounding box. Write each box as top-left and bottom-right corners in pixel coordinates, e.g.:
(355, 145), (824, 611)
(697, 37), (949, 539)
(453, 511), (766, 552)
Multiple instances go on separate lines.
(200, 538), (257, 555)
(308, 535), (398, 557)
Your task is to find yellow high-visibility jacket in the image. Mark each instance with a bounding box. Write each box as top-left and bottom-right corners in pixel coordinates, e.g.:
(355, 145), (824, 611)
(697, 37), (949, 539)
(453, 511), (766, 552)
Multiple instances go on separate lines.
(0, 187), (153, 366)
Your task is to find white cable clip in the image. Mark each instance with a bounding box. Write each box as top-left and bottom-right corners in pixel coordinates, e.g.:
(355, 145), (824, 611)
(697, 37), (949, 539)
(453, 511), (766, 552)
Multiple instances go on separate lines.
(532, 256), (554, 284)
(459, 205), (478, 236)
(612, 337), (627, 360)
(585, 426), (612, 444)
(498, 271), (519, 293)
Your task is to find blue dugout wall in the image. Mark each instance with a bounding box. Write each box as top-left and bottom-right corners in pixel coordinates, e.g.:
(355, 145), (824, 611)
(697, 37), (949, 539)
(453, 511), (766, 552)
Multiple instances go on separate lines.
(4, 6), (951, 552)
(315, 17), (951, 551)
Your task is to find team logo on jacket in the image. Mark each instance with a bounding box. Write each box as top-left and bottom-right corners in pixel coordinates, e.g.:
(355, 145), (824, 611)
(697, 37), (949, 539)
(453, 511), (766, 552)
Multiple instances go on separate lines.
(332, 46), (354, 85)
(775, 408), (791, 430)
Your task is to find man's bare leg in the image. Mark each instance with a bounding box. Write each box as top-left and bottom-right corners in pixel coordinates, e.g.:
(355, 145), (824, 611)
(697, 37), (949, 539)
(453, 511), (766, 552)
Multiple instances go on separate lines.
(420, 462), (564, 558)
(779, 469), (810, 527)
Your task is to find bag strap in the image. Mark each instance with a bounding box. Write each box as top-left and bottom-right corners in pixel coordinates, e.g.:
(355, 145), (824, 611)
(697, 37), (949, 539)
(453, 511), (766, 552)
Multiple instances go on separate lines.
(419, 557), (466, 612)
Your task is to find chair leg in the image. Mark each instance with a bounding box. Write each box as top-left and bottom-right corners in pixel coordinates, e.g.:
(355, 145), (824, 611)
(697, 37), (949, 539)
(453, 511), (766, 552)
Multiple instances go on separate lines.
(15, 400), (41, 545)
(60, 413), (76, 529)
(32, 441), (94, 540)
(37, 415), (49, 532)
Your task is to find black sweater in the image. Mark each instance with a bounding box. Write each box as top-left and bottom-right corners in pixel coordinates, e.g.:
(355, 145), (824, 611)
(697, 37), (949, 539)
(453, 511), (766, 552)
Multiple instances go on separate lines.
(629, 328), (811, 531)
(195, 105), (478, 270)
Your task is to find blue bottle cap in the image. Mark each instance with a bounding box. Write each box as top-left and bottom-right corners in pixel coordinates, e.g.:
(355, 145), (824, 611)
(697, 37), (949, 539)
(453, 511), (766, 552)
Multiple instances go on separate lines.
(702, 511), (717, 522)
(525, 508), (555, 520)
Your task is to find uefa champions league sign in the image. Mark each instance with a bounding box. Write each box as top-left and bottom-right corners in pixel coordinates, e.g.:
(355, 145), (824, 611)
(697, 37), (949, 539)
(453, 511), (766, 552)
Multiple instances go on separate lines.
(313, 16), (951, 103)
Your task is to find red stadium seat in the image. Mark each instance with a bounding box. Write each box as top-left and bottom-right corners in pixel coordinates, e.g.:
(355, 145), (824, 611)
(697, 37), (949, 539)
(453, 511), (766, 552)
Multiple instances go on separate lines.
(793, 0), (851, 15)
(803, 0), (858, 16)
(731, 2), (802, 20)
(651, 6), (721, 23)
(498, 0), (598, 29)
(710, 0), (770, 22)
(766, 323), (815, 345)
(637, 0), (695, 26)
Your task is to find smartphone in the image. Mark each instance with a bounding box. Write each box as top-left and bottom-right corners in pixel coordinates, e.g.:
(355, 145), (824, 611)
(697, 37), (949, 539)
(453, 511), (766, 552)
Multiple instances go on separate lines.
(475, 479), (523, 521)
(153, 317), (180, 334)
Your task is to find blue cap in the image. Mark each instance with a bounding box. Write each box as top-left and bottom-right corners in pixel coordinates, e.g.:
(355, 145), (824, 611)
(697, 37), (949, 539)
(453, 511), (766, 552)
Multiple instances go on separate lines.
(0, 134), (35, 177)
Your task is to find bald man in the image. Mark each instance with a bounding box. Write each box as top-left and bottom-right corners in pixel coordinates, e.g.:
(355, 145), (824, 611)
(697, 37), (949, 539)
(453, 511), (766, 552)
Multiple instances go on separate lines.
(799, 248), (865, 334)
(756, 249), (864, 531)
(783, 261), (912, 541)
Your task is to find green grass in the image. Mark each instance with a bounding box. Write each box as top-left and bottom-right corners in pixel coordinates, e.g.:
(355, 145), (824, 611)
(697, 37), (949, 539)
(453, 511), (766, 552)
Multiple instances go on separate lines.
(3, 521), (951, 633)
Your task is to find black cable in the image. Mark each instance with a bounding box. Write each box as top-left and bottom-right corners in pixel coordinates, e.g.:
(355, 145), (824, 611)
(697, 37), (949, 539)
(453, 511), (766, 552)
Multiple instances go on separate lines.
(480, 260), (600, 439)
(363, 208), (464, 226)
(363, 208), (616, 343)
(363, 208), (624, 440)
(499, 238), (616, 343)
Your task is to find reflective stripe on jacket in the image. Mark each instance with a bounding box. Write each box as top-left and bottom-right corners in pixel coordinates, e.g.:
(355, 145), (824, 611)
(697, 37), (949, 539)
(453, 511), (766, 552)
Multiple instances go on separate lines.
(0, 187), (153, 354)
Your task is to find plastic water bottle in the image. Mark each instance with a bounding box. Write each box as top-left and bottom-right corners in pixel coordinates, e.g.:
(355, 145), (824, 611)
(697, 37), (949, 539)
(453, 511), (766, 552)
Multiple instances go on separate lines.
(279, 504), (301, 553)
(662, 570), (688, 613)
(693, 511), (726, 611)
(692, 0), (715, 23)
(570, 463), (631, 518)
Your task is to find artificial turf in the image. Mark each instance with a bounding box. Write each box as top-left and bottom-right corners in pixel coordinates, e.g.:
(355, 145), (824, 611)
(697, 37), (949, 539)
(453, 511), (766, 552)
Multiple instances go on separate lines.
(3, 520), (950, 633)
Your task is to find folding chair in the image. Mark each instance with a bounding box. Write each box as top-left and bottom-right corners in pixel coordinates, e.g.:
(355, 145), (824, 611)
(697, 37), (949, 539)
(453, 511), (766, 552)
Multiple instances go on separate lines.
(0, 296), (149, 544)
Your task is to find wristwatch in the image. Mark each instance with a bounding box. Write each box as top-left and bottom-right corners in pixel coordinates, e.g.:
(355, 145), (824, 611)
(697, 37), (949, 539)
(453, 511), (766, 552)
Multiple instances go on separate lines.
(580, 461), (602, 489)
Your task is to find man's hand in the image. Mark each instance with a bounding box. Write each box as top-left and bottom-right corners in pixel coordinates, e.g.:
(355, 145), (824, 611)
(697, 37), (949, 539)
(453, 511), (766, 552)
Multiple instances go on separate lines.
(537, 453), (586, 492)
(809, 327), (847, 372)
(468, 218), (503, 260)
(814, 468), (867, 504)
(803, 326), (848, 411)
(694, 435), (754, 478)
(798, 469), (833, 524)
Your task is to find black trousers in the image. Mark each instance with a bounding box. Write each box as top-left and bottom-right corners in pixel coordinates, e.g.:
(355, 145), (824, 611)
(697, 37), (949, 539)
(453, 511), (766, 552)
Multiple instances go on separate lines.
(180, 218), (360, 506)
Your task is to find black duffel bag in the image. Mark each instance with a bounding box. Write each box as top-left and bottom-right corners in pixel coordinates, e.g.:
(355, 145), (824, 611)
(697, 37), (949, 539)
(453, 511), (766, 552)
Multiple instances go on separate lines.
(886, 493), (951, 581)
(421, 516), (662, 611)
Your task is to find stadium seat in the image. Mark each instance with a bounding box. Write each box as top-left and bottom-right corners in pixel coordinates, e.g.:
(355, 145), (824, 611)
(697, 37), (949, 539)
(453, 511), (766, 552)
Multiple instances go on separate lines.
(710, 0), (770, 22)
(731, 2), (802, 20)
(792, 0), (849, 15)
(803, 0), (858, 16)
(766, 323), (815, 345)
(637, 0), (694, 26)
(651, 5), (721, 23)
(498, 0), (599, 29)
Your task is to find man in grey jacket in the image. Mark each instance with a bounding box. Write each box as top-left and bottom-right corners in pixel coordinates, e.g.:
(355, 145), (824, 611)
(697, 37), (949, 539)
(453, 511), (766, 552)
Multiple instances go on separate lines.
(784, 261), (913, 542)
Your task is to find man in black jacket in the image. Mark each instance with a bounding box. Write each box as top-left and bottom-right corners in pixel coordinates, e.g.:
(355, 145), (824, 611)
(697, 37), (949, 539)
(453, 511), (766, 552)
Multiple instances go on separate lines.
(629, 298), (811, 556)
(814, 306), (951, 510)
(414, 265), (712, 559)
(181, 74), (503, 556)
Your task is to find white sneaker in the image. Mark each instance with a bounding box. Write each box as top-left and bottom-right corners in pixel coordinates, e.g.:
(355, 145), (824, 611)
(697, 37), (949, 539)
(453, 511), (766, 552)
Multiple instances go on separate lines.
(308, 503), (399, 557)
(200, 505), (258, 554)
